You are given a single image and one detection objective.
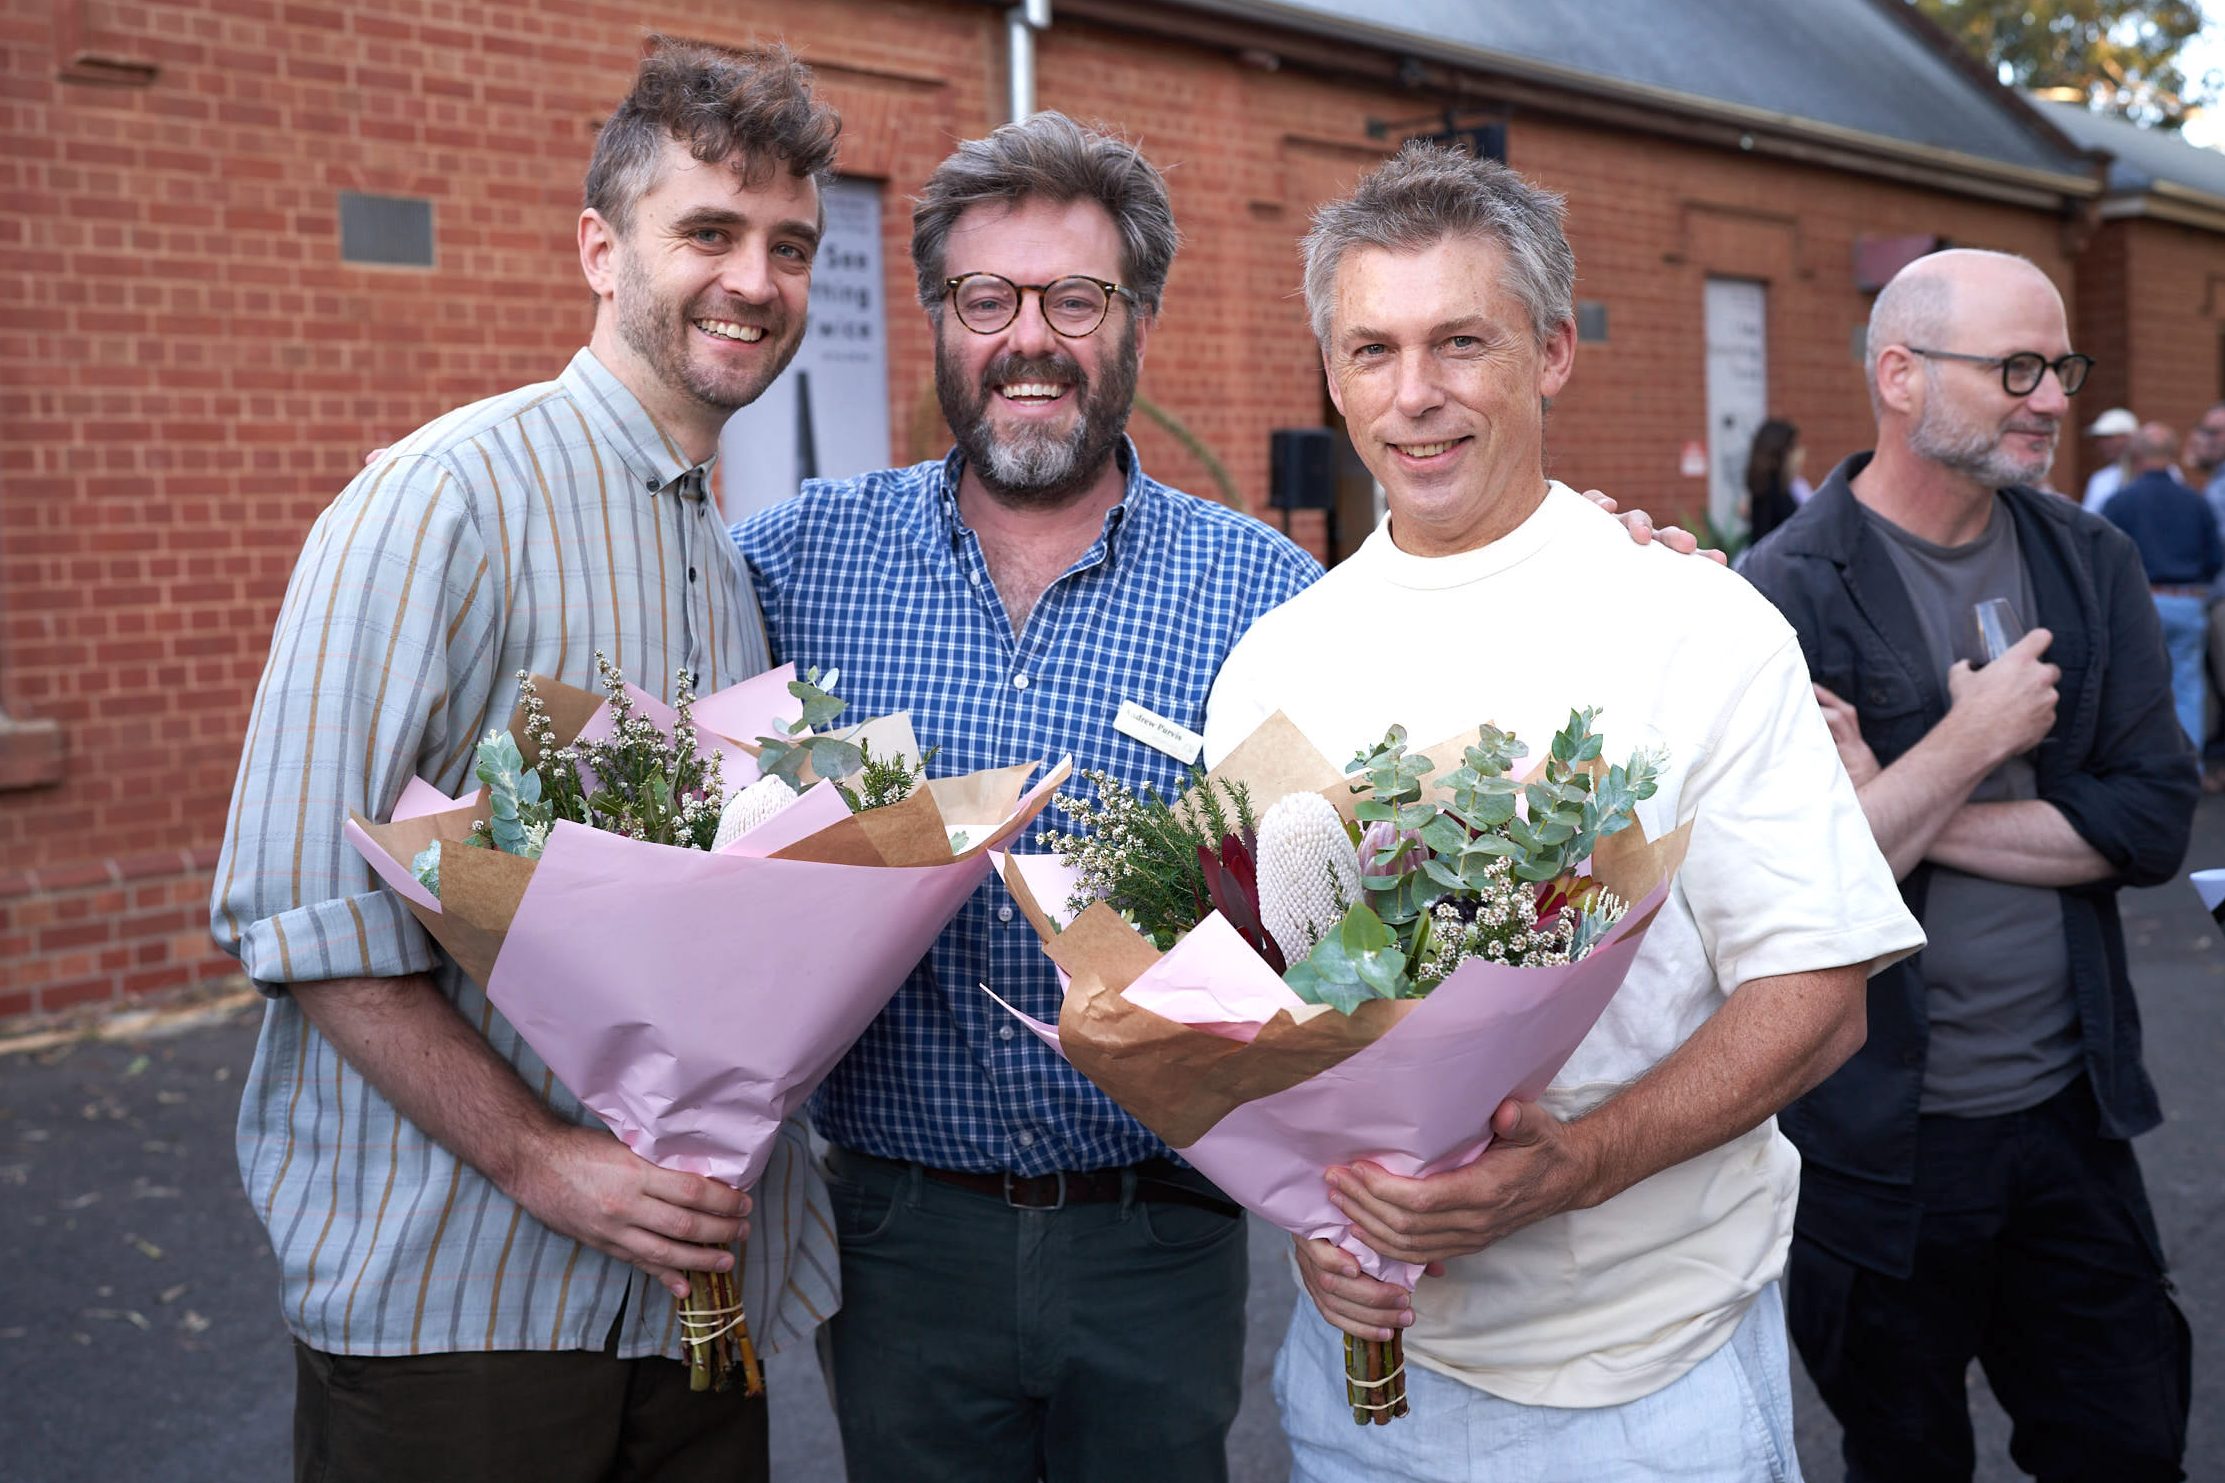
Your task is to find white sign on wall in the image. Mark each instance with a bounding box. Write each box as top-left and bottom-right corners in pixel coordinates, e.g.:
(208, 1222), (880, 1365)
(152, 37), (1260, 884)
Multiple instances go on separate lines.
(719, 176), (892, 519)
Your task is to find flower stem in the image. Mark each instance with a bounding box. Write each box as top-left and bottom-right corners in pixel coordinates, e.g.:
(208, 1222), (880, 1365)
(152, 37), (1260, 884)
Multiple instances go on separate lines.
(1344, 1330), (1409, 1425)
(676, 1252), (763, 1397)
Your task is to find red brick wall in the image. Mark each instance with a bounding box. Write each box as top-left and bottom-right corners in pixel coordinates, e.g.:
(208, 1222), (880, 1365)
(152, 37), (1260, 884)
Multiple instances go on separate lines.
(0, 0), (2152, 1017)
(2101, 215), (2225, 441)
(0, 0), (999, 1017)
(2074, 221), (2134, 430)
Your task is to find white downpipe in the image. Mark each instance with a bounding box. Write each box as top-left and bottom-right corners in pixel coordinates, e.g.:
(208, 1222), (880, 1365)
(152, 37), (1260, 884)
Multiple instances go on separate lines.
(1007, 0), (1051, 122)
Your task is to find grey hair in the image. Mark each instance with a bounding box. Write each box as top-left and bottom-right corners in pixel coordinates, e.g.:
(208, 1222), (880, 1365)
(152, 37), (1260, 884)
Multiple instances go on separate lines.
(1300, 142), (1575, 348)
(1863, 267), (1953, 415)
(911, 111), (1180, 317)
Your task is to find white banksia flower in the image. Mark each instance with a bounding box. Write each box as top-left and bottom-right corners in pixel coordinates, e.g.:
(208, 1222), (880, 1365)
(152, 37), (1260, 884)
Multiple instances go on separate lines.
(1255, 792), (1362, 965)
(712, 773), (799, 851)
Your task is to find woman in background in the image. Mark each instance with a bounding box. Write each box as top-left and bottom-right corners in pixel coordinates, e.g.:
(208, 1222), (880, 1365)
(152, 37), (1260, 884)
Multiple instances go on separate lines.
(1741, 418), (1806, 545)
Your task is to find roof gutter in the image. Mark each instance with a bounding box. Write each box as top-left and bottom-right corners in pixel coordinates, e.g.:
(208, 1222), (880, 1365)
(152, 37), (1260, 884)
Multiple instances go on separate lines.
(1074, 0), (2099, 208)
(2095, 178), (2225, 235)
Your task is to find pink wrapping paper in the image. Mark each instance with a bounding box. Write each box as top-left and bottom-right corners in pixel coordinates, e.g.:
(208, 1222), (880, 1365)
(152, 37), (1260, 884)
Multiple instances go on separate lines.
(346, 669), (1070, 1190)
(988, 717), (1684, 1288)
(992, 857), (1662, 1287)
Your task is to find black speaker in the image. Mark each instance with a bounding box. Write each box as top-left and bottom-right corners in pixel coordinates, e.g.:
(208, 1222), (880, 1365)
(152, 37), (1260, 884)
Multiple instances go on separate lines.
(1270, 428), (1337, 511)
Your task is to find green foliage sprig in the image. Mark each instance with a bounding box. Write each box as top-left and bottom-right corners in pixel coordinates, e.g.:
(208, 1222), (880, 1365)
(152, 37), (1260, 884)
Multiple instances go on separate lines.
(1039, 769), (1259, 950)
(1280, 709), (1661, 1013)
(410, 654), (726, 895)
(754, 667), (866, 791)
(837, 740), (939, 812)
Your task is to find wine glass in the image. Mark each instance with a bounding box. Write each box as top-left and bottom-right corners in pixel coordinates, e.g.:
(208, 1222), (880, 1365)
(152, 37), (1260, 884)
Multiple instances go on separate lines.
(1970, 598), (2026, 667)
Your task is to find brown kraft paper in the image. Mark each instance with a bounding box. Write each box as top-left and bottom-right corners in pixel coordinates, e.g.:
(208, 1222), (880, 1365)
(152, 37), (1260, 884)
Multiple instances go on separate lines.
(1015, 710), (1693, 1145)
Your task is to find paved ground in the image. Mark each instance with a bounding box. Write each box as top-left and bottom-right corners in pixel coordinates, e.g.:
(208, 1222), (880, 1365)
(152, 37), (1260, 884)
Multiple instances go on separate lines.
(6, 798), (2221, 1482)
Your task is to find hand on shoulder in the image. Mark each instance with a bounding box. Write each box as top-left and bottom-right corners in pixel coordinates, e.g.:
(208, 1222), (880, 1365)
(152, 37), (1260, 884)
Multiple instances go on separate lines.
(1579, 488), (1727, 565)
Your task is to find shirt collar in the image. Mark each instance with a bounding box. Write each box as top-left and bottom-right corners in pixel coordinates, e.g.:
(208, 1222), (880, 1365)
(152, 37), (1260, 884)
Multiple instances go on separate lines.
(932, 436), (1151, 551)
(560, 348), (714, 498)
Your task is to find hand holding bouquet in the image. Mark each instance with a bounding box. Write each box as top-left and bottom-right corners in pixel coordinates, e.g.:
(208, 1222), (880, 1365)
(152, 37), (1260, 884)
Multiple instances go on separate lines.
(350, 656), (1068, 1392)
(999, 710), (1684, 1424)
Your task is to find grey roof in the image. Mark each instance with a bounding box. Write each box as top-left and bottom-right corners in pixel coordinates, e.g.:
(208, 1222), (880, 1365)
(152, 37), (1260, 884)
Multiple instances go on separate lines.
(2028, 97), (2225, 205)
(1186, 0), (2085, 178)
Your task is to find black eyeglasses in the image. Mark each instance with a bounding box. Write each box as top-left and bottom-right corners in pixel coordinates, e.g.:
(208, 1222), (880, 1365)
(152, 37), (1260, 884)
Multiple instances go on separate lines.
(1906, 347), (2095, 397)
(941, 273), (1134, 337)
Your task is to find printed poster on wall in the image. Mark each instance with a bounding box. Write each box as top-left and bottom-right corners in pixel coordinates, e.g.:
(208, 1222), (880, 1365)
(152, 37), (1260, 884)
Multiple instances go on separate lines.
(718, 177), (892, 520)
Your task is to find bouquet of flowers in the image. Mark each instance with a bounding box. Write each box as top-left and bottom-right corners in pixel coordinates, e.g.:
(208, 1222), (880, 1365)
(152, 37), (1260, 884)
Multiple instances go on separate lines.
(996, 710), (1685, 1425)
(348, 655), (1068, 1393)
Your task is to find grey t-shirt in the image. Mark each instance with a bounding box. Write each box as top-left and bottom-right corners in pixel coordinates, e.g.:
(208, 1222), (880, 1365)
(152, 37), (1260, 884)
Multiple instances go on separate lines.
(1864, 501), (2082, 1117)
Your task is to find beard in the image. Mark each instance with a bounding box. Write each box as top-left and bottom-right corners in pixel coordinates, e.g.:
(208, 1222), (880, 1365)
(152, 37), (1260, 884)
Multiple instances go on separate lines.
(615, 248), (802, 415)
(1909, 368), (2058, 489)
(936, 325), (1139, 508)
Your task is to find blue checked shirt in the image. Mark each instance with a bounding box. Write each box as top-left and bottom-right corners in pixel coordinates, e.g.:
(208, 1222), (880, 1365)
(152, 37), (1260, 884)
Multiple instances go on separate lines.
(734, 442), (1321, 1174)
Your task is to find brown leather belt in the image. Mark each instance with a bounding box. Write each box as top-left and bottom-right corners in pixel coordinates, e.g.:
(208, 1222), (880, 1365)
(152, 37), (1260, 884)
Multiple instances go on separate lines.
(835, 1147), (1241, 1217)
(2153, 583), (2209, 598)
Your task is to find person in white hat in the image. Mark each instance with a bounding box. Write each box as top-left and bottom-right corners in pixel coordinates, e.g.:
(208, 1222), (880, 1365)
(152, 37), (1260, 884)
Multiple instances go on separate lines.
(2080, 406), (2139, 512)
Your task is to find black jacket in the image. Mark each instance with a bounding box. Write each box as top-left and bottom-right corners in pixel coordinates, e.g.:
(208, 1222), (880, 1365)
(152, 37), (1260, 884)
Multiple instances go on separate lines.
(1741, 453), (2197, 1277)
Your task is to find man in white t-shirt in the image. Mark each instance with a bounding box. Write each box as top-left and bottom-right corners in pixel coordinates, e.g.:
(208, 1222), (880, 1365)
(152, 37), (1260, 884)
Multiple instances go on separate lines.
(2079, 406), (2137, 513)
(1201, 143), (1925, 1482)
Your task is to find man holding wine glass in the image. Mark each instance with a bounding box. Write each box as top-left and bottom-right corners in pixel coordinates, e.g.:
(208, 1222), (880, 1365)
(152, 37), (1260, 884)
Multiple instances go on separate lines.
(1742, 248), (2197, 1483)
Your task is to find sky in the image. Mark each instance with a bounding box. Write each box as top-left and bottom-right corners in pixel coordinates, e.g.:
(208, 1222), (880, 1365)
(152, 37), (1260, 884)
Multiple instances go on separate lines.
(2182, 5), (2224, 146)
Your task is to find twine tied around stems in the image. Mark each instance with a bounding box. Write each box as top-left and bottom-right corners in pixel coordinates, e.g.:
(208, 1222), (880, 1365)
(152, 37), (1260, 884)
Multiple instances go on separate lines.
(1347, 1365), (1406, 1394)
(677, 1292), (748, 1347)
(678, 1265), (762, 1395)
(1345, 1331), (1410, 1424)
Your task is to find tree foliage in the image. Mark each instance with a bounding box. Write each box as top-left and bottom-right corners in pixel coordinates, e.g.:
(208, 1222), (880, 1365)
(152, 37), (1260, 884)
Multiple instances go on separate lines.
(1915, 0), (2217, 130)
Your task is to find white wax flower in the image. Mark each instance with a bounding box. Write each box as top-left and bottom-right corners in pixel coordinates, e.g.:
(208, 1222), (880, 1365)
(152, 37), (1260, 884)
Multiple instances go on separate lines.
(1255, 792), (1363, 965)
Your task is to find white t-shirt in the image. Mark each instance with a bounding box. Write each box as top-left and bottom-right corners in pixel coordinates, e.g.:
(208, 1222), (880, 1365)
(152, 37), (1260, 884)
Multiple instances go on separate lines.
(1204, 483), (1923, 1409)
(2082, 462), (2124, 514)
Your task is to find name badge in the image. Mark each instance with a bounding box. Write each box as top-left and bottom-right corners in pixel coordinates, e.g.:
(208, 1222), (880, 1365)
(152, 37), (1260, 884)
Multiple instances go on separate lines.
(1114, 699), (1205, 766)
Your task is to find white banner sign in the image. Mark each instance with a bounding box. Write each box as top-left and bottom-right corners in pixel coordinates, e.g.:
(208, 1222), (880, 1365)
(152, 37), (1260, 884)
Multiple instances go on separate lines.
(719, 177), (893, 519)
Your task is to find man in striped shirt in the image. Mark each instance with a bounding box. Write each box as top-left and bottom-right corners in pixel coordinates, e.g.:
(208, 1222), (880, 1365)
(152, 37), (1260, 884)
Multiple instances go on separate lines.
(211, 41), (841, 1483)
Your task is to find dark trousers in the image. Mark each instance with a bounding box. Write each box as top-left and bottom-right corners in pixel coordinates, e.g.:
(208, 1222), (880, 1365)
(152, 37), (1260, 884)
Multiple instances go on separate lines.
(821, 1146), (1248, 1483)
(1789, 1079), (2189, 1483)
(291, 1337), (768, 1483)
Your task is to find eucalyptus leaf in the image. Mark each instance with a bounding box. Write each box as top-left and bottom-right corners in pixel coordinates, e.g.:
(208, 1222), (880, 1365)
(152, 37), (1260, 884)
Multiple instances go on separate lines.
(1284, 902), (1408, 1013)
(1417, 814), (1470, 856)
(809, 736), (864, 781)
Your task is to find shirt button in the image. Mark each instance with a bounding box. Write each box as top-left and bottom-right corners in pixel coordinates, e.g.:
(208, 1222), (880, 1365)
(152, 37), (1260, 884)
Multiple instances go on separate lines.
(1012, 674), (1030, 690)
(688, 567), (697, 582)
(643, 476), (659, 492)
(997, 904), (1014, 923)
(999, 1023), (1015, 1041)
(1016, 1130), (1035, 1148)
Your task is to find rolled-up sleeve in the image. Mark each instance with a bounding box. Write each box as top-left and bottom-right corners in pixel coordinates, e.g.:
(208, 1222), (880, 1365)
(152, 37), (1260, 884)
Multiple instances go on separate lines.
(211, 454), (498, 992)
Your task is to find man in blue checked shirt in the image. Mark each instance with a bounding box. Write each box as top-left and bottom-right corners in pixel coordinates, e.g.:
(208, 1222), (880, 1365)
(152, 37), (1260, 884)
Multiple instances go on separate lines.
(737, 112), (1313, 1483)
(735, 112), (1704, 1483)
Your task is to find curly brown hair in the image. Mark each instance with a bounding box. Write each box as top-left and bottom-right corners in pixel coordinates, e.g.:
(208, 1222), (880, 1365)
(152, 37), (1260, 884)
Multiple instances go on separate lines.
(584, 37), (842, 235)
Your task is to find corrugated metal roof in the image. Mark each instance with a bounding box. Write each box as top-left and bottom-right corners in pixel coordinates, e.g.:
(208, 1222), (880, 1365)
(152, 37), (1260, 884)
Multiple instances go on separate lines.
(1179, 0), (2083, 177)
(2028, 97), (2225, 206)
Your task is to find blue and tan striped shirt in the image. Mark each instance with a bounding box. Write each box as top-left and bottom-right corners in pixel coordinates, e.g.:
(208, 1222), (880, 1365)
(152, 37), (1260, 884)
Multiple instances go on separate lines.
(212, 348), (837, 1359)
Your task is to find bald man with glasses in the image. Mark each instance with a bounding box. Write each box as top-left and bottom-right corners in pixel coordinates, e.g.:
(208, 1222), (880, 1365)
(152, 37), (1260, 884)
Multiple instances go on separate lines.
(1743, 249), (2195, 1483)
